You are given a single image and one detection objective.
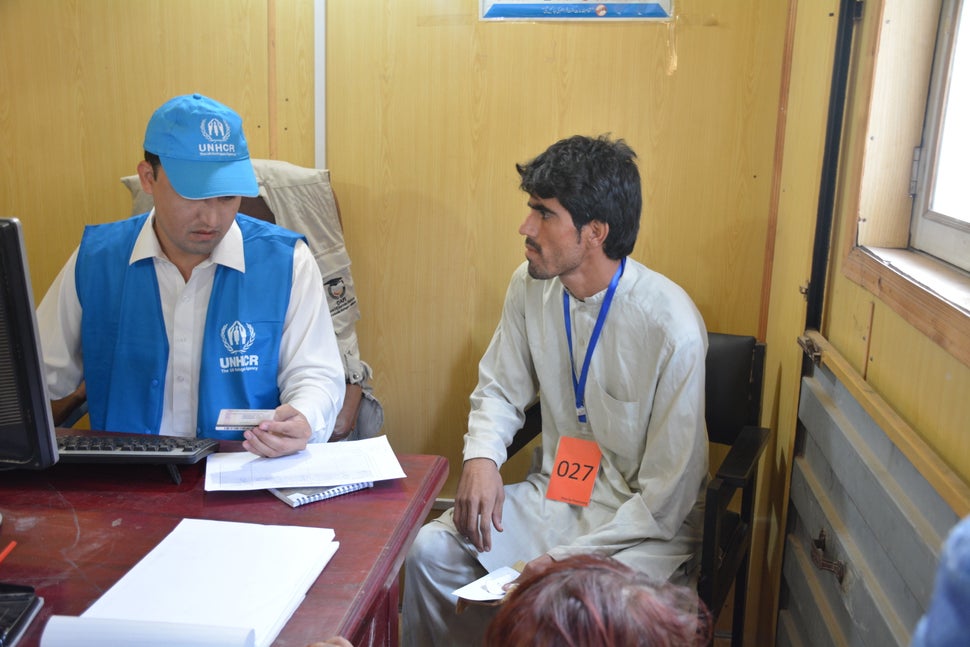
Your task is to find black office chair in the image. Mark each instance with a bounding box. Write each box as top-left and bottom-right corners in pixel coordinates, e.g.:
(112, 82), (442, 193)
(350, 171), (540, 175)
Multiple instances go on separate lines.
(698, 333), (768, 647)
(507, 332), (769, 647)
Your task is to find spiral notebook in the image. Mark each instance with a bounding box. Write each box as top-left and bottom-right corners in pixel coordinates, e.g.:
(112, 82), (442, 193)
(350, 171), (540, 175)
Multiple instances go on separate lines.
(268, 481), (373, 508)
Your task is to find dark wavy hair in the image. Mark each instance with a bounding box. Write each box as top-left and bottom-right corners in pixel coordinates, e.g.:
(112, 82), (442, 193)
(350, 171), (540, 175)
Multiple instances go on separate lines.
(516, 135), (641, 259)
(484, 554), (711, 647)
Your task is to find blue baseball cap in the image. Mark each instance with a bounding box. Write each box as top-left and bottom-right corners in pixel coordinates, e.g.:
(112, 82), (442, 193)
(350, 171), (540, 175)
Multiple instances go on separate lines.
(143, 93), (259, 200)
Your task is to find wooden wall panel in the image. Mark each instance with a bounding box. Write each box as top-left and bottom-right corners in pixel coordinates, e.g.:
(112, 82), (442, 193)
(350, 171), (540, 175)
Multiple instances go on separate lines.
(0, 0), (308, 298)
(855, 0), (940, 248)
(270, 0), (316, 165)
(756, 1), (839, 642)
(827, 280), (970, 486)
(326, 0), (788, 491)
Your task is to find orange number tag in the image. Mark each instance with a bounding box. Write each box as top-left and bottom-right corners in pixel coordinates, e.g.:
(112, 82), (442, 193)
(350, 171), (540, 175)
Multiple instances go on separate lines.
(545, 436), (601, 507)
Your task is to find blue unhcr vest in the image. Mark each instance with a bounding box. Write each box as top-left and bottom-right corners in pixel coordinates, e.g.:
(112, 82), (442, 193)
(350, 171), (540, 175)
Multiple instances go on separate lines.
(76, 213), (302, 439)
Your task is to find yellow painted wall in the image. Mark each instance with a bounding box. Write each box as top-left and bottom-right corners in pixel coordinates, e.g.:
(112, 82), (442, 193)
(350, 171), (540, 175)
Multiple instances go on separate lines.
(0, 0), (315, 297)
(326, 0), (787, 488)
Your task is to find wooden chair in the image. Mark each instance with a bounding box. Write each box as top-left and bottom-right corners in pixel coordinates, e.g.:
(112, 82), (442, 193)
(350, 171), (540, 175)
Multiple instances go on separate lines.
(508, 331), (769, 647)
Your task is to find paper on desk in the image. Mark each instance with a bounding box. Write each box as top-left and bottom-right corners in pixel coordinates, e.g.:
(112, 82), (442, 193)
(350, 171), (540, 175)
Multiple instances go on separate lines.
(40, 518), (338, 647)
(204, 435), (406, 492)
(41, 617), (255, 646)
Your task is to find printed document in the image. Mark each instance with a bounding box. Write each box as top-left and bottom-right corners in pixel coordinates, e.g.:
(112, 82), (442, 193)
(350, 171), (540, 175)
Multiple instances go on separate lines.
(204, 434), (406, 492)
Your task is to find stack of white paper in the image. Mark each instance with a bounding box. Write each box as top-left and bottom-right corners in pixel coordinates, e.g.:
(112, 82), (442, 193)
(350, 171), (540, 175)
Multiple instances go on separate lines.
(41, 518), (338, 647)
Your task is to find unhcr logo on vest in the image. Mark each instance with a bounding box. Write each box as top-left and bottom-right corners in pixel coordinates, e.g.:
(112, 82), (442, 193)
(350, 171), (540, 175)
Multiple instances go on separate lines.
(220, 320), (259, 373)
(199, 117), (236, 157)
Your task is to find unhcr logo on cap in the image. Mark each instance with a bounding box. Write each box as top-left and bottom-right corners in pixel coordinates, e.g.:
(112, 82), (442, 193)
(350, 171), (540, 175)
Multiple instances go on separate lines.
(144, 93), (258, 199)
(199, 117), (236, 157)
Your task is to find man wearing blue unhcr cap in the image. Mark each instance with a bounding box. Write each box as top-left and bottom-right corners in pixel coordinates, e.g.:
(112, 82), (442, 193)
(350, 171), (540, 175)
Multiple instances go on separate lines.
(37, 93), (346, 457)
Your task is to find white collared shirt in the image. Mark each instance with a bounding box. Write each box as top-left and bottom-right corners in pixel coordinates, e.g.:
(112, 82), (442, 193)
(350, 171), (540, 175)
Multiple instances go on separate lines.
(38, 212), (345, 441)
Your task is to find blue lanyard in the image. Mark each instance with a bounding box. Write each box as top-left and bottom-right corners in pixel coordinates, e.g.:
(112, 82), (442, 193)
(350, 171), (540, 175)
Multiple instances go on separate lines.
(563, 257), (625, 424)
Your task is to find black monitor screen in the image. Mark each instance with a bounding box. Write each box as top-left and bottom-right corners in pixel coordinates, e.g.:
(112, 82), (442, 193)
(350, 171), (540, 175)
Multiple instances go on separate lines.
(0, 217), (57, 469)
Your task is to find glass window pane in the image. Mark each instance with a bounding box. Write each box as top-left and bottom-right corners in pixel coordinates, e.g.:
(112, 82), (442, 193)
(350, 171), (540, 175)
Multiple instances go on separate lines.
(933, 0), (970, 224)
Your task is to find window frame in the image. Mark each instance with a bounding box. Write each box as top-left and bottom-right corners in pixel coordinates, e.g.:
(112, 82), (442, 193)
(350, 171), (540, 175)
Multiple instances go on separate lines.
(910, 0), (970, 272)
(840, 0), (970, 369)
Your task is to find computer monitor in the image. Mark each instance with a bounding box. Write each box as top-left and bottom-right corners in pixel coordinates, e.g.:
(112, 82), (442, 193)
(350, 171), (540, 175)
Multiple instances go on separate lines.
(0, 217), (58, 469)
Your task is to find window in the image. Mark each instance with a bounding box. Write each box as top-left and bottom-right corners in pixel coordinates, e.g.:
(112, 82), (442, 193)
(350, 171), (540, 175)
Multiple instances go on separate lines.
(841, 0), (970, 368)
(912, 0), (970, 273)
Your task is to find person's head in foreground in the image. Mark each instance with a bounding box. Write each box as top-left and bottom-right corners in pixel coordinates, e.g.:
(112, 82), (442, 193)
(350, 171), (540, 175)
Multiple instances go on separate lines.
(484, 554), (712, 647)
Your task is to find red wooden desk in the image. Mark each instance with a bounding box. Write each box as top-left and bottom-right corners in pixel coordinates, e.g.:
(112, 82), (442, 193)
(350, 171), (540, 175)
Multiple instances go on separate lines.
(0, 450), (447, 647)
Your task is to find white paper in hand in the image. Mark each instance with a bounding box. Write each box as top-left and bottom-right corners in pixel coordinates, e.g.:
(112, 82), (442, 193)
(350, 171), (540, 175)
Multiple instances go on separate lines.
(452, 566), (521, 602)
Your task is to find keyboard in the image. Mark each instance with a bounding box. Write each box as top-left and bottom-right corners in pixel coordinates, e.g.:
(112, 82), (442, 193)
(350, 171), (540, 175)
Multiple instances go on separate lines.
(56, 433), (220, 465)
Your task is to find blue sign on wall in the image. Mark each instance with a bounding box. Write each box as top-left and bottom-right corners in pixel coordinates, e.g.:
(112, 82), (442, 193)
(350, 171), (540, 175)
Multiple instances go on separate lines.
(481, 1), (674, 21)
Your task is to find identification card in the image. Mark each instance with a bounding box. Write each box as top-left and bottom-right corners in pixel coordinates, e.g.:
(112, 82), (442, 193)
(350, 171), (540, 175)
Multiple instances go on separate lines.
(215, 409), (276, 431)
(545, 436), (601, 507)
